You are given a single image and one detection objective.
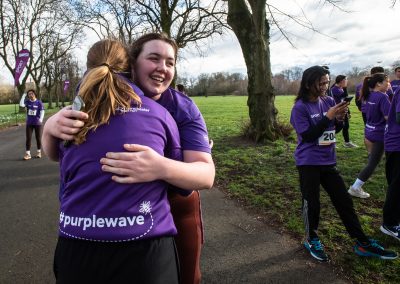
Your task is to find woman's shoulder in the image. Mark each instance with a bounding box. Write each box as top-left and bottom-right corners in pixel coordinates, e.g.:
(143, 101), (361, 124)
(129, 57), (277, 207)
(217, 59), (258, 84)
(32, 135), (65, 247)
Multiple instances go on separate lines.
(161, 87), (201, 119)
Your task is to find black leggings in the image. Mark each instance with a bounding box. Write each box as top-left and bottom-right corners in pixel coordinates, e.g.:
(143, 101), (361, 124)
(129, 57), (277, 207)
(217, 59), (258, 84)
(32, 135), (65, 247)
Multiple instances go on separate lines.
(26, 124), (42, 151)
(383, 151), (400, 226)
(342, 115), (350, 142)
(358, 141), (384, 182)
(297, 165), (368, 242)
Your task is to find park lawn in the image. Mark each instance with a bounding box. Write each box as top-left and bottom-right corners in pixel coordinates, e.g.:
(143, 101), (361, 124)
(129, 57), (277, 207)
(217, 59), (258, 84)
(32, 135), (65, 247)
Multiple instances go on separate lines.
(1, 95), (398, 283)
(0, 103), (66, 129)
(193, 95), (399, 284)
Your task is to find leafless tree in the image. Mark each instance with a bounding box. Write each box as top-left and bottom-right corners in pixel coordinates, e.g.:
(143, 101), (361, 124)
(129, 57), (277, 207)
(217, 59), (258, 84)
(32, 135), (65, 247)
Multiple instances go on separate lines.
(0, 0), (83, 99)
(68, 0), (228, 50)
(67, 0), (143, 44)
(226, 0), (398, 142)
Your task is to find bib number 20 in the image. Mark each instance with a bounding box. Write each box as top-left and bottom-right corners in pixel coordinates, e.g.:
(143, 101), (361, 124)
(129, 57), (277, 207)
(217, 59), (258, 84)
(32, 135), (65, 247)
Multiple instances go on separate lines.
(318, 130), (336, 146)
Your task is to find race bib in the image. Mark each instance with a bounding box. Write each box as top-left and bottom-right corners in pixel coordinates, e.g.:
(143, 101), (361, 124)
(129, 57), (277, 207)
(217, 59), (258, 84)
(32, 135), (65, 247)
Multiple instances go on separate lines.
(318, 130), (336, 146)
(28, 109), (37, 116)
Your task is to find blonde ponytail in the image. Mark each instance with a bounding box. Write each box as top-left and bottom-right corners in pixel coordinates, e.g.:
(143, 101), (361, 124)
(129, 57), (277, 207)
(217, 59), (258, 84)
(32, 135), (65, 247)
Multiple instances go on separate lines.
(73, 40), (141, 145)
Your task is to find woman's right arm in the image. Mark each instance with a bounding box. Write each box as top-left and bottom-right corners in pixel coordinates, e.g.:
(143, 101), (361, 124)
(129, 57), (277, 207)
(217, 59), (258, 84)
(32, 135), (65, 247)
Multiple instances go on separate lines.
(19, 93), (27, 107)
(42, 107), (88, 161)
(300, 102), (348, 142)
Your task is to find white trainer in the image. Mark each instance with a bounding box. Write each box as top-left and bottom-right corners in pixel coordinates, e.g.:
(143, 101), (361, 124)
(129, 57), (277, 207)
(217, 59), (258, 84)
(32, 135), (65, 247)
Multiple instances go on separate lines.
(348, 186), (370, 198)
(343, 142), (358, 148)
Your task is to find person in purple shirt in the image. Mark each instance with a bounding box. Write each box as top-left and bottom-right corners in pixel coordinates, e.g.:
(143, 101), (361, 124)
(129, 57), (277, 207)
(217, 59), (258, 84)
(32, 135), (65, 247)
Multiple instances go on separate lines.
(290, 65), (397, 262)
(348, 73), (391, 198)
(330, 75), (358, 148)
(390, 66), (400, 95)
(381, 87), (400, 241)
(43, 33), (214, 284)
(50, 39), (183, 283)
(355, 82), (366, 123)
(19, 89), (45, 160)
(356, 66), (386, 153)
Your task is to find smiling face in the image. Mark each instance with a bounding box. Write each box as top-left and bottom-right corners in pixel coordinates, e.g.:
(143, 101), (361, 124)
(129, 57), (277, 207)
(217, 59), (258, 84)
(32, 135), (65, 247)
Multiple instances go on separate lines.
(309, 74), (330, 98)
(132, 40), (176, 100)
(27, 90), (36, 101)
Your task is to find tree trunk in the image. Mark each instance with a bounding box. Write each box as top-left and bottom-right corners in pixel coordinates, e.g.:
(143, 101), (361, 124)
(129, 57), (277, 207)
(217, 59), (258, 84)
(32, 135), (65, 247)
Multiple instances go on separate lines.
(227, 0), (281, 142)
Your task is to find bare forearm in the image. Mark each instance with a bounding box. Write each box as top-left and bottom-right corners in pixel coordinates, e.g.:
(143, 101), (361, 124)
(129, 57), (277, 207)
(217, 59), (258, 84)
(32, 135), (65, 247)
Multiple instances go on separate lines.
(42, 121), (60, 161)
(161, 156), (215, 190)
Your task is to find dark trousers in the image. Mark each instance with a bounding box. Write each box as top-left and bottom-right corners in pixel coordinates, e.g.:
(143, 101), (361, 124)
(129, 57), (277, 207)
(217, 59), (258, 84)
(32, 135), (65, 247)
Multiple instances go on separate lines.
(297, 165), (367, 241)
(26, 124), (42, 151)
(383, 151), (400, 226)
(361, 112), (367, 125)
(54, 236), (179, 284)
(342, 115), (350, 142)
(358, 141), (384, 182)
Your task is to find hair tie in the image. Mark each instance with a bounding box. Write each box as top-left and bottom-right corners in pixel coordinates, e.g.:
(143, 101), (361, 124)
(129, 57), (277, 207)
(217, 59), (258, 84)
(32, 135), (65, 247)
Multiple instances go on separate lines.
(100, 63), (110, 68)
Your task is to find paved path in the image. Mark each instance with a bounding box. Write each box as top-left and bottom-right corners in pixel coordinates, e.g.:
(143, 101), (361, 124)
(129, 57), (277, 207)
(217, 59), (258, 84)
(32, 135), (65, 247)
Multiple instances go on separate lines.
(0, 125), (348, 283)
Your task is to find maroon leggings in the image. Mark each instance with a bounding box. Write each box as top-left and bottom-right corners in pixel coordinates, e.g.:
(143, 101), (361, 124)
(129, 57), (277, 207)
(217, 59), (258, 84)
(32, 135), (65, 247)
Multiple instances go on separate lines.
(168, 190), (203, 284)
(26, 124), (42, 151)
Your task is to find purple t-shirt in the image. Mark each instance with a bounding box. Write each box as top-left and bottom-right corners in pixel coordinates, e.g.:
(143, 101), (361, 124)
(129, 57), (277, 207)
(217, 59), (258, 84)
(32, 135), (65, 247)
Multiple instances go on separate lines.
(158, 87), (211, 154)
(364, 91), (390, 142)
(25, 100), (44, 126)
(355, 82), (364, 112)
(331, 85), (345, 104)
(391, 79), (400, 96)
(290, 96), (337, 166)
(384, 91), (400, 151)
(58, 92), (182, 242)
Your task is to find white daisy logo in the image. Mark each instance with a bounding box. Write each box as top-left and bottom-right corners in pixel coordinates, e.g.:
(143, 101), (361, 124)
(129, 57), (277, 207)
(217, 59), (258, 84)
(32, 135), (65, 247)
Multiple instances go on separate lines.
(139, 201), (152, 215)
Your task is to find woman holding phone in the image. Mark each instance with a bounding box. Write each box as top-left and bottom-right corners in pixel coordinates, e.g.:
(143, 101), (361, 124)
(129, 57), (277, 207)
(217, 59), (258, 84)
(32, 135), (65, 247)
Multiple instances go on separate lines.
(348, 73), (391, 198)
(290, 66), (397, 262)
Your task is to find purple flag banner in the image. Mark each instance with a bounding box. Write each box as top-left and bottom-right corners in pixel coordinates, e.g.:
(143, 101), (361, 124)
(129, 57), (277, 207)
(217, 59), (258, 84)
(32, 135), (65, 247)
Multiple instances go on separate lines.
(14, 49), (30, 86)
(63, 80), (70, 96)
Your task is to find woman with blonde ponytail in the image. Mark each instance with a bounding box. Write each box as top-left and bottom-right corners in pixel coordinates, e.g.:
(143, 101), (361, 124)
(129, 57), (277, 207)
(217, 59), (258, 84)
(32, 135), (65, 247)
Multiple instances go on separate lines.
(51, 39), (182, 283)
(73, 40), (141, 145)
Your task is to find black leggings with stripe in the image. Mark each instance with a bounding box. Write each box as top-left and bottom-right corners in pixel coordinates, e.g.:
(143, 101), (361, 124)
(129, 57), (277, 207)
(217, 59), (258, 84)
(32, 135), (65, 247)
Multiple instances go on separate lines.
(297, 165), (368, 242)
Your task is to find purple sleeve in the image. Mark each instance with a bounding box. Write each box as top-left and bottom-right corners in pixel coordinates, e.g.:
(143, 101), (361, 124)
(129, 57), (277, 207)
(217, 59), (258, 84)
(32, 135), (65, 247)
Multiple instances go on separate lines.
(396, 93), (400, 113)
(380, 95), (391, 116)
(290, 103), (310, 134)
(163, 112), (182, 162)
(179, 103), (211, 154)
(331, 87), (344, 104)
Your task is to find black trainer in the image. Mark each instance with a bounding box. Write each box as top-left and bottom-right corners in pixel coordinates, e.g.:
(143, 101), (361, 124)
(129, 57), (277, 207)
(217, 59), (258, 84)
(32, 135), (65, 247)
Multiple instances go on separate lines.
(304, 238), (328, 262)
(380, 225), (400, 241)
(354, 239), (398, 260)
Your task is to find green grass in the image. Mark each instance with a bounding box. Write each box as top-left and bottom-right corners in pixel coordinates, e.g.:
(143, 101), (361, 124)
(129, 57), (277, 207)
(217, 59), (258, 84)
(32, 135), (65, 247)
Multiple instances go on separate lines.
(1, 95), (398, 282)
(192, 95), (400, 284)
(0, 103), (66, 129)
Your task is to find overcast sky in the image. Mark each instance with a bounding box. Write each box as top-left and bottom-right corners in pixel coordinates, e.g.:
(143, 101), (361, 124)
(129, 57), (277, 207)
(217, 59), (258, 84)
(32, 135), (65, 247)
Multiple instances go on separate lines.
(178, 0), (400, 78)
(1, 0), (399, 84)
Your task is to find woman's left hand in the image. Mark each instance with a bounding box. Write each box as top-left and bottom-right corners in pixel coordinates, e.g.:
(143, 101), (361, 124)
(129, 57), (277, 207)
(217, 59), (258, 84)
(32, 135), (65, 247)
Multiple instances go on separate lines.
(100, 144), (165, 184)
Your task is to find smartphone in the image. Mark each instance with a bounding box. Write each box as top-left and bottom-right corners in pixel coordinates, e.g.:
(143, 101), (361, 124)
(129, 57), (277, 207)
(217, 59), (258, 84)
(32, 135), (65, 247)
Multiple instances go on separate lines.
(64, 95), (85, 147)
(343, 96), (354, 103)
(72, 95), (85, 111)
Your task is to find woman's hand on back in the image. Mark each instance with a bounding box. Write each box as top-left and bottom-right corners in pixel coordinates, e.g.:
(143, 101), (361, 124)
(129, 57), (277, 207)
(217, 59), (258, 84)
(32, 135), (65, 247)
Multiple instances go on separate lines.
(100, 144), (165, 184)
(45, 107), (88, 141)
